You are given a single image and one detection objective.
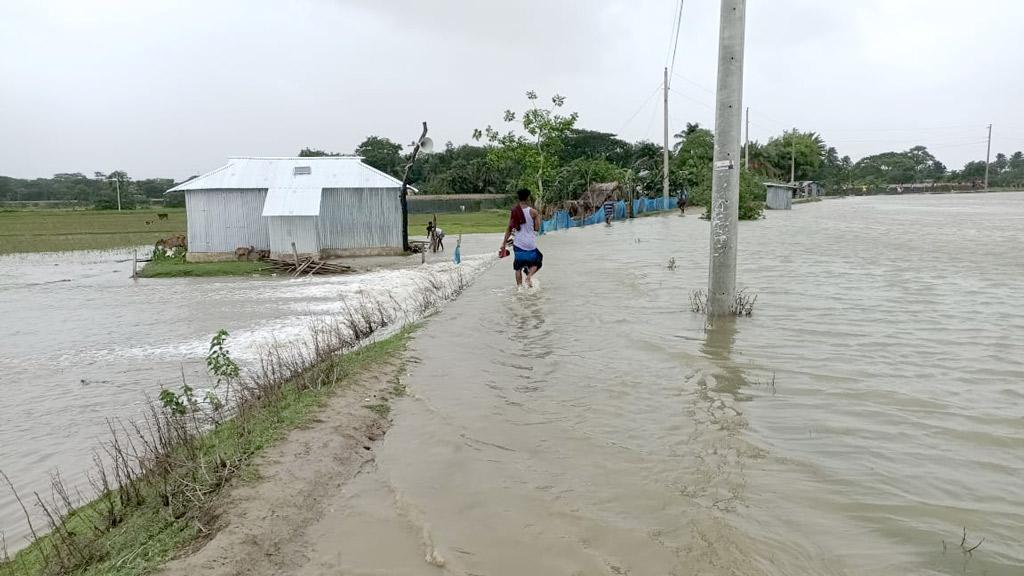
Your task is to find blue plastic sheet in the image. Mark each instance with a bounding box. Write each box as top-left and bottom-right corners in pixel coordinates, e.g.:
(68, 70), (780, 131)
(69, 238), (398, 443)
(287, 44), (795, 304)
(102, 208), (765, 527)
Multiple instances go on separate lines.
(540, 197), (678, 235)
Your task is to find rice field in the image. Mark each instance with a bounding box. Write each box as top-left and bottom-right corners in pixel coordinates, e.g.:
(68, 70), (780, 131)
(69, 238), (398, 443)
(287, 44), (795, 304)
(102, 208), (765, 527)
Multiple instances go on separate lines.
(0, 208), (507, 255)
(0, 208), (186, 254)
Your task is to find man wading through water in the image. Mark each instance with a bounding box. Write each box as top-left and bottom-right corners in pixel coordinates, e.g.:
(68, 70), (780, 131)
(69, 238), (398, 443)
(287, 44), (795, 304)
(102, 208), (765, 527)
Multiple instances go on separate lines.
(500, 188), (542, 288)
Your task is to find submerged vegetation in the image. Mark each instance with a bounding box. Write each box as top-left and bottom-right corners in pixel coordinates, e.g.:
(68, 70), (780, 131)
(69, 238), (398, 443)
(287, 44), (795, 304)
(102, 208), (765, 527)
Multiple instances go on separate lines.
(689, 288), (758, 317)
(0, 270), (471, 576)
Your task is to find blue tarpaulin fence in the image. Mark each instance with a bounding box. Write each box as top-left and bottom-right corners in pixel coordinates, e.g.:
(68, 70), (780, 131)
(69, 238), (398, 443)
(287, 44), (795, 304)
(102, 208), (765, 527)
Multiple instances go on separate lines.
(540, 196), (678, 234)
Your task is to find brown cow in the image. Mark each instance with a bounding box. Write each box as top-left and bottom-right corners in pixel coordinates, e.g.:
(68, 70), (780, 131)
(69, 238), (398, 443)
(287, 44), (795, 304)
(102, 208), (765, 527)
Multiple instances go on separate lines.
(234, 246), (255, 260)
(155, 234), (187, 251)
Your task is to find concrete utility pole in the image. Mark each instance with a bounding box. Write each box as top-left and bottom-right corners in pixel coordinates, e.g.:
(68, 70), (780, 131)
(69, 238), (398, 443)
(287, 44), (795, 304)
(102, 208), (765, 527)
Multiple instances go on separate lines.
(984, 123), (992, 190)
(744, 106), (750, 169)
(707, 0), (746, 318)
(663, 66), (670, 205)
(789, 133), (796, 183)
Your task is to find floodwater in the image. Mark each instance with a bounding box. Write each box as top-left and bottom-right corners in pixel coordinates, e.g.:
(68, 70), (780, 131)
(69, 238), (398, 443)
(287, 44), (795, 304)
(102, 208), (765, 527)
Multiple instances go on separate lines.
(322, 193), (1024, 575)
(0, 237), (496, 548)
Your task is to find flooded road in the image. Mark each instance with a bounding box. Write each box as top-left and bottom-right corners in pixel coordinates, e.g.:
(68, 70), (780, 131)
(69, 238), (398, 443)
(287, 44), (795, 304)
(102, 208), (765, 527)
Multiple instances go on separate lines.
(0, 238), (496, 547)
(322, 193), (1023, 575)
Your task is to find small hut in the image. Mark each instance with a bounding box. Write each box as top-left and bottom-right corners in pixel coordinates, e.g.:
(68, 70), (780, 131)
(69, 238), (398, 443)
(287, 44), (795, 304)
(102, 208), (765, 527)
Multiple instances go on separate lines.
(765, 182), (796, 210)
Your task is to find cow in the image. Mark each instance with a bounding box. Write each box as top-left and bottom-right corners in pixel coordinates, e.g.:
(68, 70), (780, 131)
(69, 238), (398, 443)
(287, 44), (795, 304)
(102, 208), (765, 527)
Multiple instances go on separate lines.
(234, 246), (255, 260)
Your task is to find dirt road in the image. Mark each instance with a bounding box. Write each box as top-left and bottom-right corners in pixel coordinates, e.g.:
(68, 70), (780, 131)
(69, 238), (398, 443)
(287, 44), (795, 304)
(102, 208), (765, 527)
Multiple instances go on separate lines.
(158, 352), (409, 576)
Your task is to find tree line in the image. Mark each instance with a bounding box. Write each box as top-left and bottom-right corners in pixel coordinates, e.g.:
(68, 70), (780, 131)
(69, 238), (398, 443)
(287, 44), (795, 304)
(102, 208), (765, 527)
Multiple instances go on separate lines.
(0, 172), (179, 209)
(3, 91), (1019, 217)
(310, 92), (1022, 218)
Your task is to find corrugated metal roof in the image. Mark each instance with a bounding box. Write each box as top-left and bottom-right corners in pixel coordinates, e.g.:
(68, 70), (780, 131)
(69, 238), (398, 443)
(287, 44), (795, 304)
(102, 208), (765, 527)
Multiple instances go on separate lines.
(262, 187), (322, 216)
(168, 156), (404, 192)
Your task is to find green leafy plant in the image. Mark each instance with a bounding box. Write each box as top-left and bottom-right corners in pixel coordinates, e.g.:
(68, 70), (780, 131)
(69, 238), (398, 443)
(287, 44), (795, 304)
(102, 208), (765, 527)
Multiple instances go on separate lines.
(474, 91), (579, 204)
(158, 330), (239, 417)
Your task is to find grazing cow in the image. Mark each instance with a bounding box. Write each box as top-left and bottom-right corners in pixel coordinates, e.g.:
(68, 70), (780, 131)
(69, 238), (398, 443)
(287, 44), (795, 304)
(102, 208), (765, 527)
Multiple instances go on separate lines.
(234, 246), (255, 260)
(157, 213), (169, 220)
(155, 234), (187, 251)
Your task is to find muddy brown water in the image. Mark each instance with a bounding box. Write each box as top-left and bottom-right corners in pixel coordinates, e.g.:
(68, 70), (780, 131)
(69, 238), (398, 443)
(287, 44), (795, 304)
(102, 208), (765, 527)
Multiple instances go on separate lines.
(2, 194), (1023, 575)
(325, 193), (1022, 575)
(0, 238), (496, 551)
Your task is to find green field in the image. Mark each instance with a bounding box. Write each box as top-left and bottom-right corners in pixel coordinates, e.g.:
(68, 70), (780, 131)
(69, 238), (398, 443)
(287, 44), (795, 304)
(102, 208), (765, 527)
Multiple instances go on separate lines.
(138, 260), (269, 278)
(409, 209), (508, 235)
(0, 208), (508, 255)
(0, 208), (186, 254)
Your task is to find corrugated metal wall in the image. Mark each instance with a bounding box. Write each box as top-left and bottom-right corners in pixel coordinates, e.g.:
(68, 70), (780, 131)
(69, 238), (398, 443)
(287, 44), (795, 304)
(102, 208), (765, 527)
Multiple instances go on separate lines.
(766, 187), (793, 210)
(186, 189), (270, 252)
(318, 188), (402, 250)
(268, 216), (320, 256)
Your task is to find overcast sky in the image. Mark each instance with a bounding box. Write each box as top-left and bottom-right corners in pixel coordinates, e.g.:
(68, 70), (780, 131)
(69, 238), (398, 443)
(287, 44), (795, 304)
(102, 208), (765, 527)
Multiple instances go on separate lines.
(2, 0), (1023, 180)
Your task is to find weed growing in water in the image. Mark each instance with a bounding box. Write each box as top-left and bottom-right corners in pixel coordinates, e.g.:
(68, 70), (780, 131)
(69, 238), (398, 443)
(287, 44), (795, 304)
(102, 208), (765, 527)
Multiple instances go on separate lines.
(689, 288), (757, 317)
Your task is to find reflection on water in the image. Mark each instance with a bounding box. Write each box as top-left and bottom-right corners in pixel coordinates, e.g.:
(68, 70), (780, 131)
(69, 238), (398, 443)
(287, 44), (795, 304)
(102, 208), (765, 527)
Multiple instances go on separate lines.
(320, 193), (1023, 575)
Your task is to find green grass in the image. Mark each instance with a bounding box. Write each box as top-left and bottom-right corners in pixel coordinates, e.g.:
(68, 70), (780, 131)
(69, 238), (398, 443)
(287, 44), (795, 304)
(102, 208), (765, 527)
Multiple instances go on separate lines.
(138, 260), (269, 278)
(0, 208), (504, 256)
(409, 209), (509, 235)
(0, 209), (186, 254)
(1, 326), (417, 576)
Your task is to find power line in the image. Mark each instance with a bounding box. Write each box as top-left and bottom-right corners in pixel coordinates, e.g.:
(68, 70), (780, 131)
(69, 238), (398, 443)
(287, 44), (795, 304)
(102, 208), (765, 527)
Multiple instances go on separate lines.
(671, 71), (713, 95)
(617, 82), (663, 135)
(667, 87), (714, 111)
(666, 0), (686, 87)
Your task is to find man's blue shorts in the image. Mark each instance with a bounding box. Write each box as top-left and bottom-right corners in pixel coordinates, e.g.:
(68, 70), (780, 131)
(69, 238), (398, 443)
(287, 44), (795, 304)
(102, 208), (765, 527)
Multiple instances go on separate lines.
(513, 247), (543, 272)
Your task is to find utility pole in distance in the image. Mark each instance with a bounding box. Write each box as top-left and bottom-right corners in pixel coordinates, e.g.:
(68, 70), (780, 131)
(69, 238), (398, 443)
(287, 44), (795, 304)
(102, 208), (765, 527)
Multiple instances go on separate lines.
(984, 123), (992, 190)
(707, 0), (746, 318)
(789, 132), (796, 183)
(744, 106), (750, 169)
(663, 66), (670, 205)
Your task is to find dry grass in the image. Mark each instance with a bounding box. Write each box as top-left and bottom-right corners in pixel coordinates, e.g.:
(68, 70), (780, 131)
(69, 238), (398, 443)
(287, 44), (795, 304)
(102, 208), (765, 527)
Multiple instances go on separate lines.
(689, 288), (758, 317)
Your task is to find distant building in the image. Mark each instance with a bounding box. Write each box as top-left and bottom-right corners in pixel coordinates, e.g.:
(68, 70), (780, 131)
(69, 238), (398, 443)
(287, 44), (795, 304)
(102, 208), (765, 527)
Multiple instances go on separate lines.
(765, 182), (796, 210)
(795, 180), (824, 198)
(168, 157), (405, 261)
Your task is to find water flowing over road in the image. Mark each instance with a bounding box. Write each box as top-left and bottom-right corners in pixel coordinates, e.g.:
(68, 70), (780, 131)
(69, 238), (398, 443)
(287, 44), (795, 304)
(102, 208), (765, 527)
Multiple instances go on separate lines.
(0, 241), (496, 548)
(322, 193), (1023, 575)
(2, 194), (1022, 575)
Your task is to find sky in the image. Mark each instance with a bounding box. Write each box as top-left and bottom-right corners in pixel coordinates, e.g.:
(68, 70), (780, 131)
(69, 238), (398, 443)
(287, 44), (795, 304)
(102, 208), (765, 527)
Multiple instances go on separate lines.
(1, 0), (1023, 180)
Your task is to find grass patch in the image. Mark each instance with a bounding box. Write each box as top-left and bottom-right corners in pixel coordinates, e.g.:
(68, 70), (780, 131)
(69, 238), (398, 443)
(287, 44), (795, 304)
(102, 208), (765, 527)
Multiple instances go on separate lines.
(0, 209), (186, 254)
(409, 209), (509, 235)
(362, 403), (391, 418)
(138, 260), (270, 278)
(1, 325), (417, 576)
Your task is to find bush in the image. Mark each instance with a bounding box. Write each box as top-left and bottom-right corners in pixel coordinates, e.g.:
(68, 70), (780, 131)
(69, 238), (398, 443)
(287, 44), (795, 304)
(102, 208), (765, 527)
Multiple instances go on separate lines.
(692, 168), (764, 220)
(164, 191), (186, 208)
(93, 191), (138, 210)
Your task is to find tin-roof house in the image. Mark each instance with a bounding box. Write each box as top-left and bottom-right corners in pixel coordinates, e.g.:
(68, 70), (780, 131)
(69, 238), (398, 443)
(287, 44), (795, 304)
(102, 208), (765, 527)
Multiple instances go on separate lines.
(168, 157), (405, 261)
